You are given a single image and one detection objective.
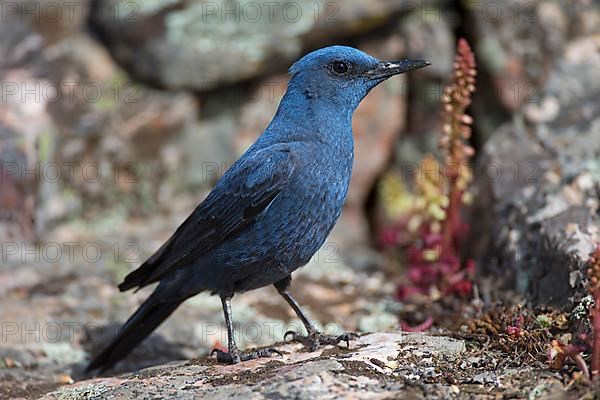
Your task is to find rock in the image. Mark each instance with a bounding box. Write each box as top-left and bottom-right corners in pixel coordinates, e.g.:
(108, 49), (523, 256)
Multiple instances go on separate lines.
(468, 0), (600, 110)
(465, 0), (600, 146)
(91, 0), (419, 89)
(472, 35), (600, 307)
(0, 248), (397, 397)
(39, 332), (465, 399)
(43, 34), (199, 194)
(6, 0), (92, 43)
(0, 20), (54, 241)
(391, 2), (456, 157)
(0, 12), (201, 240)
(396, 3), (455, 80)
(0, 127), (35, 242)
(0, 0), (441, 258)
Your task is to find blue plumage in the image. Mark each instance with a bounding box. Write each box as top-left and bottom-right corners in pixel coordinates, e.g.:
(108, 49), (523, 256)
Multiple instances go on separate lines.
(87, 46), (429, 371)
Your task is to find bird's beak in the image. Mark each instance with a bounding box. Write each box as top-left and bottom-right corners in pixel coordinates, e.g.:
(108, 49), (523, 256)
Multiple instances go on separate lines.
(366, 59), (430, 80)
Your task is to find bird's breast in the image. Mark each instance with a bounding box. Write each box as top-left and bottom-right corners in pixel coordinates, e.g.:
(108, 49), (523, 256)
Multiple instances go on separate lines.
(219, 140), (354, 292)
(270, 146), (353, 265)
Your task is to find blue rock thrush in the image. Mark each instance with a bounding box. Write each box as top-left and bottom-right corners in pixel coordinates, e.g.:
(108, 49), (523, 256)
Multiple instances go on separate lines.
(87, 45), (429, 372)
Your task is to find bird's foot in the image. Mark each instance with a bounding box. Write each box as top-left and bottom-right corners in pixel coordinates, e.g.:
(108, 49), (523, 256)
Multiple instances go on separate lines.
(211, 347), (282, 364)
(284, 330), (358, 352)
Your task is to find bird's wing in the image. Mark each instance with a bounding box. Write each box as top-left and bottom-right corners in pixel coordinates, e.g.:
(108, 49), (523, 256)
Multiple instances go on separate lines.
(118, 145), (296, 291)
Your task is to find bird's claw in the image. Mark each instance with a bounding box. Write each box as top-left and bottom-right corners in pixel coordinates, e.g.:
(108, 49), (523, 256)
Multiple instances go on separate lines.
(284, 330), (358, 351)
(333, 332), (359, 348)
(284, 330), (299, 342)
(240, 348), (282, 361)
(211, 347), (282, 364)
(211, 348), (240, 364)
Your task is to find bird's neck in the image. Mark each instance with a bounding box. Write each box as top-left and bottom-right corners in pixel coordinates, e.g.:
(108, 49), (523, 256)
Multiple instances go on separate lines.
(260, 85), (355, 153)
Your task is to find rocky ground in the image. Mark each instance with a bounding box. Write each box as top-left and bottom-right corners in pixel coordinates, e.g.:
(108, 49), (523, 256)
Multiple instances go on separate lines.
(7, 330), (595, 399)
(2, 0), (600, 399)
(0, 235), (595, 399)
(36, 333), (576, 400)
(0, 229), (400, 398)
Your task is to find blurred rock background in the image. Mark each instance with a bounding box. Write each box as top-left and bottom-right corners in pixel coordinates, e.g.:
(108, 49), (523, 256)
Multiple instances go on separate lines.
(1, 0), (600, 397)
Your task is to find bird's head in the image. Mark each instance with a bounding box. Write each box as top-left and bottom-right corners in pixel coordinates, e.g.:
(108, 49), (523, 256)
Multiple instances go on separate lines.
(288, 45), (430, 111)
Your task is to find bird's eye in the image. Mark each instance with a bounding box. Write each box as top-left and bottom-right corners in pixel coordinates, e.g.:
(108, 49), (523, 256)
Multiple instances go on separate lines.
(329, 61), (349, 75)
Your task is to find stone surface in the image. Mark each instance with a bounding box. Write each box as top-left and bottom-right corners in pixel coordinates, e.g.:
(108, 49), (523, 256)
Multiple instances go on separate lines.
(0, 11), (201, 238)
(469, 0), (600, 111)
(0, 0), (447, 256)
(38, 332), (466, 399)
(395, 0), (455, 141)
(466, 0), (600, 145)
(91, 0), (418, 89)
(0, 240), (398, 398)
(4, 1), (600, 398)
(472, 35), (600, 307)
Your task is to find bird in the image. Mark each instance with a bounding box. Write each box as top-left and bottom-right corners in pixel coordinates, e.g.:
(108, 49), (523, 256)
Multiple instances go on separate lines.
(86, 45), (429, 372)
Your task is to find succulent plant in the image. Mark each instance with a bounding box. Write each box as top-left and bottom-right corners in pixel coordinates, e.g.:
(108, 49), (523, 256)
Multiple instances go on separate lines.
(378, 39), (477, 305)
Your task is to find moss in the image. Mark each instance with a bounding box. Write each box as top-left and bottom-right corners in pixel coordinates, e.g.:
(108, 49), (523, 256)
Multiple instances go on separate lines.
(161, 0), (318, 83)
(38, 129), (56, 165)
(477, 36), (506, 74)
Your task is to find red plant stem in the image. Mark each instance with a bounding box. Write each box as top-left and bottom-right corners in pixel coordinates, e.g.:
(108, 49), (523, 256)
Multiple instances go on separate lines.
(401, 317), (434, 332)
(573, 352), (591, 381)
(591, 287), (600, 377)
(443, 183), (462, 253)
(441, 114), (464, 253)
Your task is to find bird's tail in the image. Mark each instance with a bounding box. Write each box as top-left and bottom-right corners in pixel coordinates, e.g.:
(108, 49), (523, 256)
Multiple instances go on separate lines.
(86, 294), (183, 373)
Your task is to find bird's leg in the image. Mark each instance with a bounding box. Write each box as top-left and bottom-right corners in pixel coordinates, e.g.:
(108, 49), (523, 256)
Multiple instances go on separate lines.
(275, 278), (318, 335)
(274, 277), (358, 352)
(212, 296), (241, 364)
(211, 296), (282, 364)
